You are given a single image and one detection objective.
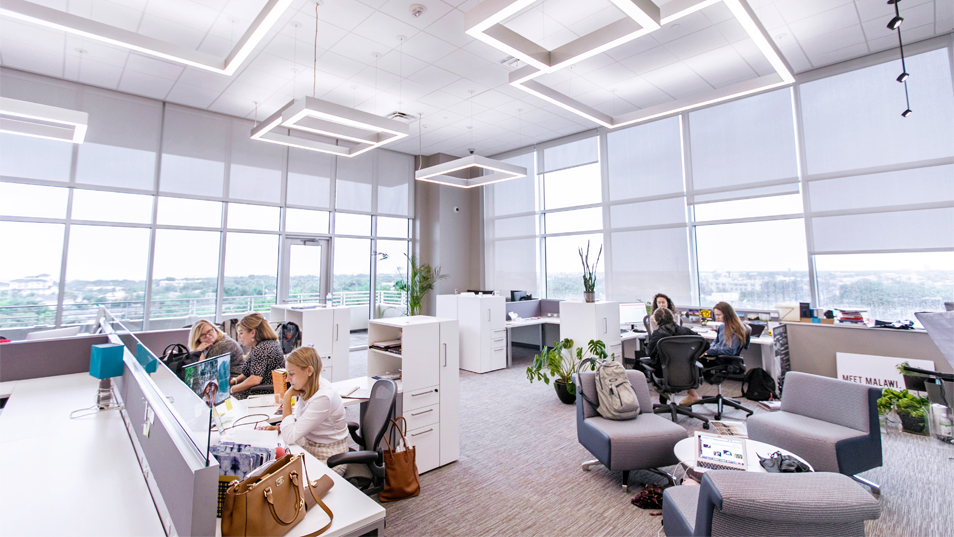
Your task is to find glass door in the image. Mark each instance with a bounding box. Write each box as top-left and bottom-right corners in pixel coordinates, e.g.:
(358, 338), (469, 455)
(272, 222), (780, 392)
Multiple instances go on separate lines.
(279, 238), (330, 305)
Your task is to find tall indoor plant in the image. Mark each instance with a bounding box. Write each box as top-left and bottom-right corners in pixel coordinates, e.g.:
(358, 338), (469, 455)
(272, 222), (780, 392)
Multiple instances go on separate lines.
(579, 241), (602, 303)
(394, 254), (447, 316)
(526, 338), (609, 404)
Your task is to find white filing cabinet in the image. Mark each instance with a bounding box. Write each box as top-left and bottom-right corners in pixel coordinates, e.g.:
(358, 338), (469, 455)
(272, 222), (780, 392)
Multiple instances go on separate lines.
(269, 304), (350, 382)
(436, 294), (506, 373)
(367, 316), (459, 473)
(559, 300), (622, 363)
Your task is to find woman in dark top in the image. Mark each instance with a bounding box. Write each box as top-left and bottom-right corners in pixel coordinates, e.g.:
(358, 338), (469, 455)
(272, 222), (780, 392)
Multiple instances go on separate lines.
(681, 301), (747, 406)
(228, 313), (284, 400)
(188, 319), (244, 377)
(649, 293), (682, 333)
(645, 308), (704, 402)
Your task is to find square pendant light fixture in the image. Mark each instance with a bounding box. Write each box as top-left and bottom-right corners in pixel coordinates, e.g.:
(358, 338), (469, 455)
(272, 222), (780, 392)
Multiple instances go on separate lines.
(251, 97), (409, 157)
(469, 0), (794, 130)
(0, 0), (294, 76)
(415, 154), (527, 189)
(0, 97), (88, 143)
(466, 0), (661, 74)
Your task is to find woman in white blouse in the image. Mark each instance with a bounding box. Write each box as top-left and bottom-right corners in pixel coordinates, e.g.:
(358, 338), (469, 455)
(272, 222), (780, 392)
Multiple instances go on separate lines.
(276, 347), (349, 475)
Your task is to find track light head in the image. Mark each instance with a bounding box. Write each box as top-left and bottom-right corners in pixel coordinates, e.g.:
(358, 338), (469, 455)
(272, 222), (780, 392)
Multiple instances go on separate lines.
(902, 109), (912, 117)
(887, 15), (903, 30)
(886, 0), (900, 4)
(897, 72), (909, 82)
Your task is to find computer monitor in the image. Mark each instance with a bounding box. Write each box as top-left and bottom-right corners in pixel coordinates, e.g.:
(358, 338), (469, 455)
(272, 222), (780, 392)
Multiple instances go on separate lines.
(619, 303), (647, 326)
(467, 290), (495, 295)
(511, 290), (529, 302)
(181, 353), (231, 407)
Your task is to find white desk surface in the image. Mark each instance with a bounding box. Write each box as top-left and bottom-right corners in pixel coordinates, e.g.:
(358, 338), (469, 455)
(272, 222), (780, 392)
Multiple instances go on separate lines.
(505, 317), (560, 328)
(0, 373), (165, 537)
(674, 436), (813, 473)
(212, 399), (386, 537)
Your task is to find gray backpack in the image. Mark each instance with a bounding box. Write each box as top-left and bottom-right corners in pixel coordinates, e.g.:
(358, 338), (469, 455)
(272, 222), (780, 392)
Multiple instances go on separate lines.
(579, 358), (640, 420)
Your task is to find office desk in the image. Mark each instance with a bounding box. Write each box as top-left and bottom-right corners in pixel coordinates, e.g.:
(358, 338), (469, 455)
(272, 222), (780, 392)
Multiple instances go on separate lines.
(504, 317), (560, 367)
(0, 374), (165, 537)
(212, 398), (386, 537)
(623, 328), (778, 379)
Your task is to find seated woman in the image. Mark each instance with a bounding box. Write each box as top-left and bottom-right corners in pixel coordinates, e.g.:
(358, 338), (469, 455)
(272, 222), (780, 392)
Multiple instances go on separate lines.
(681, 301), (748, 406)
(644, 307), (703, 402)
(228, 313), (284, 400)
(188, 319), (244, 377)
(649, 293), (682, 333)
(277, 347), (349, 476)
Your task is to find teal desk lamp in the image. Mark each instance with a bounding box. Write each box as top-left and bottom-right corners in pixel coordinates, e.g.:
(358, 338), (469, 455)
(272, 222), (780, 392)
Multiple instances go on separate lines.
(90, 343), (124, 410)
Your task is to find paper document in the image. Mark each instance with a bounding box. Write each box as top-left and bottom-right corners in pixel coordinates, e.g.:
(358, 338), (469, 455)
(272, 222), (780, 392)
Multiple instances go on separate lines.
(343, 388), (372, 399)
(709, 420), (748, 437)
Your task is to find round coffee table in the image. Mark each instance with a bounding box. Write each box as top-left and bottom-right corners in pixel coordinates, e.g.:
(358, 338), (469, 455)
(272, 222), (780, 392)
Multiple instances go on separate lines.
(674, 436), (813, 473)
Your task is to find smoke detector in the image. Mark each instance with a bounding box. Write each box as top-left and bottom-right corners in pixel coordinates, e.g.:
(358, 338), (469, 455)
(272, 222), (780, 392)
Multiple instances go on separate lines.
(499, 56), (521, 71)
(410, 4), (426, 18)
(386, 111), (416, 123)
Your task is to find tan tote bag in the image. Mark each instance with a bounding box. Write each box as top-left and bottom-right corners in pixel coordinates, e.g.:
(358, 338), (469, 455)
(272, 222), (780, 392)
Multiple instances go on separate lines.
(222, 452), (335, 537)
(379, 417), (421, 502)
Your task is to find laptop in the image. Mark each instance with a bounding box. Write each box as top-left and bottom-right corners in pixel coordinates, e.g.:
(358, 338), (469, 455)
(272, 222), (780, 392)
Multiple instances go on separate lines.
(694, 432), (748, 471)
(748, 323), (766, 338)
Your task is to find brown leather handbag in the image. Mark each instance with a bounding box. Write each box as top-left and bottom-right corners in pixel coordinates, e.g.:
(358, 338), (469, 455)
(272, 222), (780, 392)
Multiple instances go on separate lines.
(222, 452), (335, 537)
(379, 417), (421, 502)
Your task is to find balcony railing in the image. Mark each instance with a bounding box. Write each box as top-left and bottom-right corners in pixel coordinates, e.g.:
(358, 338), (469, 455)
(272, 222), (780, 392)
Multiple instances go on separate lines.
(0, 290), (407, 329)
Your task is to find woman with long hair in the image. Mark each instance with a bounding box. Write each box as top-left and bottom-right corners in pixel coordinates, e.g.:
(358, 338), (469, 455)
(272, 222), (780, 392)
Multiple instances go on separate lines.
(649, 292), (682, 333)
(228, 313), (284, 400)
(681, 301), (747, 406)
(188, 319), (244, 376)
(276, 347), (349, 476)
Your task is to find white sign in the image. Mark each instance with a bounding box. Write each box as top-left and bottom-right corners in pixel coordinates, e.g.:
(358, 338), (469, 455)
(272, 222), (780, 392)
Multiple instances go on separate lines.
(836, 353), (935, 389)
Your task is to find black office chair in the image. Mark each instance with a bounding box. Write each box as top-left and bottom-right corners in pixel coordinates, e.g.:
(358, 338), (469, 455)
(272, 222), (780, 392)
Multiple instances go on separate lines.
(688, 324), (754, 420)
(247, 383), (274, 396)
(639, 336), (711, 429)
(643, 315), (651, 335)
(327, 379), (397, 496)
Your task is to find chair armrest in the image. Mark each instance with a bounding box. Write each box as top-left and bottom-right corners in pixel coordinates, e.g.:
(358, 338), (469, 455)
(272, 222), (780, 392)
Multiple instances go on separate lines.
(327, 450), (379, 468)
(347, 422), (364, 446)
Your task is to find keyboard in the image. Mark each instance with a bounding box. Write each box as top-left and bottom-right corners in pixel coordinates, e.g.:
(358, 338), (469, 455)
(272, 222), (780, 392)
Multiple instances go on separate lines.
(696, 460), (745, 471)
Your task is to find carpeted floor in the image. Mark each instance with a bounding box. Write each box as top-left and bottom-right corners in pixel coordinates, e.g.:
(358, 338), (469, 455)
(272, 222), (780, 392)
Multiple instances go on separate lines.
(347, 347), (954, 537)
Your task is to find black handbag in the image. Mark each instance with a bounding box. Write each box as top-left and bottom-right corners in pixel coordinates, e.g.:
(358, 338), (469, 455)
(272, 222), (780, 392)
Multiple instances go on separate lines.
(161, 343), (203, 379)
(758, 451), (812, 473)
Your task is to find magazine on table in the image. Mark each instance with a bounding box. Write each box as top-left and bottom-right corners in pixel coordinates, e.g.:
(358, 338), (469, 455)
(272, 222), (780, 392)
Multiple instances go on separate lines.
(709, 420), (748, 437)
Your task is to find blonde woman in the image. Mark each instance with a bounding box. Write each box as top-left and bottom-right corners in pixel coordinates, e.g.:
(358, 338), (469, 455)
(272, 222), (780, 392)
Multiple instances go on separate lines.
(188, 320), (244, 376)
(229, 313), (284, 400)
(681, 301), (748, 406)
(276, 347), (349, 476)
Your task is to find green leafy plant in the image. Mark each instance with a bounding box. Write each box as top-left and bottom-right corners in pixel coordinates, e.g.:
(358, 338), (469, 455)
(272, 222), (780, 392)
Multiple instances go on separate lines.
(526, 338), (610, 395)
(578, 241), (602, 293)
(878, 388), (929, 419)
(393, 254), (447, 316)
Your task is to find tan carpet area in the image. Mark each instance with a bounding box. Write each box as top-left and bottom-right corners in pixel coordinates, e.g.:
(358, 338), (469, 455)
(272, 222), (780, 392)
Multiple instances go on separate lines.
(348, 348), (954, 537)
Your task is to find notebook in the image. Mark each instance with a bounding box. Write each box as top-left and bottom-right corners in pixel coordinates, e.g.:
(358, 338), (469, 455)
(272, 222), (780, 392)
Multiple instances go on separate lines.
(694, 432), (748, 471)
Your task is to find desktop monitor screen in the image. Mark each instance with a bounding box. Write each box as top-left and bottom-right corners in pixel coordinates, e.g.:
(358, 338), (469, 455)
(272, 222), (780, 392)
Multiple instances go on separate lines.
(511, 290), (528, 302)
(619, 303), (647, 325)
(182, 353), (231, 407)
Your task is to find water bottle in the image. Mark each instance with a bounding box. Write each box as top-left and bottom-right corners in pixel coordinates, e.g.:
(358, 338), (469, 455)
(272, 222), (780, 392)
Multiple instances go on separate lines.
(326, 292), (333, 306)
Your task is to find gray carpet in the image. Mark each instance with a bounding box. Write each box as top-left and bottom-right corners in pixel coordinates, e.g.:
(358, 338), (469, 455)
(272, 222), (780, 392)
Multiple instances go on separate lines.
(346, 347), (954, 537)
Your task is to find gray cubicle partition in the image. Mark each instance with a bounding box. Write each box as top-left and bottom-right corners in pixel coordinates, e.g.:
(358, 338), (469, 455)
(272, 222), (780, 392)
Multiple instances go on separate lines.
(133, 328), (190, 357)
(506, 299), (562, 348)
(785, 322), (953, 379)
(0, 334), (109, 381)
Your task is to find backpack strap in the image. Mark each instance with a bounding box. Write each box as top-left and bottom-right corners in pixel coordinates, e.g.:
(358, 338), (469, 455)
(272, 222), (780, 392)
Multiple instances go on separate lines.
(576, 358), (601, 409)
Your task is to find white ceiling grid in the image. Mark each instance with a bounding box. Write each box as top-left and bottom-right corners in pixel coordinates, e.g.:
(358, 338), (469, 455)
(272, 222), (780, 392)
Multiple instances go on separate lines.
(0, 0), (950, 158)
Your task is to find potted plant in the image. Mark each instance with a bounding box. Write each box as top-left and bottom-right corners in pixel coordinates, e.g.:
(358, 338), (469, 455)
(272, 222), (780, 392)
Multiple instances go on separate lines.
(878, 388), (930, 435)
(526, 338), (609, 404)
(578, 241), (602, 303)
(897, 361), (927, 392)
(394, 254), (447, 316)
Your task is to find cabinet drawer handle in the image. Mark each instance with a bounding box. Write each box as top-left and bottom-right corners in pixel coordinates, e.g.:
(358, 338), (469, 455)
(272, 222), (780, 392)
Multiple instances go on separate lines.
(411, 409), (434, 416)
(411, 428), (434, 437)
(443, 343), (447, 367)
(411, 389), (438, 397)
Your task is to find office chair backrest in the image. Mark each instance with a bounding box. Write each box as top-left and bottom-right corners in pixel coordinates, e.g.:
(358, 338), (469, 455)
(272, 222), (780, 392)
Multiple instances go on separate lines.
(740, 323), (752, 351)
(657, 336), (708, 392)
(364, 379), (397, 451)
(643, 315), (651, 334)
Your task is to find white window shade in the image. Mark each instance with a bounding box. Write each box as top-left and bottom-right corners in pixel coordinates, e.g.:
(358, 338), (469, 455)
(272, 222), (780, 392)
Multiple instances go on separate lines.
(335, 151), (373, 213)
(811, 208), (954, 254)
(607, 116), (684, 201)
(229, 118), (283, 203)
(800, 49), (954, 176)
(287, 148), (333, 209)
(542, 135), (598, 173)
(160, 105), (228, 198)
(0, 132), (72, 181)
(808, 165), (954, 213)
(494, 215), (536, 239)
(609, 228), (691, 305)
(376, 150), (413, 216)
(610, 197), (686, 229)
(492, 238), (538, 297)
(688, 88), (798, 199)
(488, 151), (536, 217)
(75, 90), (161, 190)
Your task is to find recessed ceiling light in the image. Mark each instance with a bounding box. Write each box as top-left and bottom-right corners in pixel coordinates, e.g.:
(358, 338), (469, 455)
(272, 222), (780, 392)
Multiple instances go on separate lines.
(74, 47), (87, 54)
(776, 32), (788, 40)
(410, 4), (426, 18)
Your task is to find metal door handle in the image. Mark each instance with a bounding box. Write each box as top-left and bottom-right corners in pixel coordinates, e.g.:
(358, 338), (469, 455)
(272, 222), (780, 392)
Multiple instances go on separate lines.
(443, 343), (447, 367)
(411, 428), (434, 437)
(411, 409), (433, 416)
(487, 309), (491, 322)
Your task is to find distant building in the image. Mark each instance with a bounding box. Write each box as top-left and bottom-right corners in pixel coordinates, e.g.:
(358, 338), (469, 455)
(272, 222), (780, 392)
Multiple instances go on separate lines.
(7, 275), (54, 291)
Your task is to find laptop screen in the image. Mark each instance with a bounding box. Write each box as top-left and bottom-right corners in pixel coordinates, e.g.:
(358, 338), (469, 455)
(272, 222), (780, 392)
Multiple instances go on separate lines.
(696, 433), (747, 469)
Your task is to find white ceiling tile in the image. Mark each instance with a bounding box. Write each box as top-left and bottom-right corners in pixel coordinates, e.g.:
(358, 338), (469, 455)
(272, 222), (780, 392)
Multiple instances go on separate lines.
(472, 107), (513, 125)
(409, 65), (460, 92)
(774, 0), (853, 24)
(747, 3), (787, 30)
(307, 0), (375, 32)
(278, 16), (350, 52)
(222, 0), (269, 21)
(356, 0), (388, 8)
(145, 0), (221, 33)
(434, 48), (495, 78)
(205, 13), (253, 42)
(584, 63), (639, 89)
(0, 19), (65, 53)
(401, 31), (457, 64)
(797, 25), (867, 58)
(469, 89), (514, 110)
(652, 11), (712, 45)
(462, 39), (510, 64)
(663, 26), (729, 61)
(197, 33), (236, 58)
(65, 35), (129, 66)
(808, 42), (870, 68)
(138, 16), (206, 49)
(418, 89), (464, 110)
(729, 39), (775, 76)
(378, 0), (454, 30)
(566, 4), (628, 38)
(441, 78), (489, 100)
(860, 2), (936, 43)
(234, 67), (292, 92)
(91, 0), (142, 32)
(788, 3), (859, 44)
(73, 56), (124, 88)
(564, 52), (617, 76)
(330, 33), (387, 64)
(701, 2), (735, 25)
(349, 65), (402, 93)
(640, 62), (712, 99)
(604, 35), (660, 62)
(618, 46), (681, 76)
(425, 9), (475, 48)
(176, 66), (232, 91)
(466, 64), (511, 88)
(683, 45), (756, 89)
(66, 0), (94, 17)
(376, 47), (429, 78)
(104, 0), (148, 10)
(614, 77), (672, 109)
(352, 12), (421, 48)
(317, 51), (371, 79)
(714, 18), (749, 44)
(124, 52), (185, 80)
(117, 69), (176, 100)
(0, 41), (65, 78)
